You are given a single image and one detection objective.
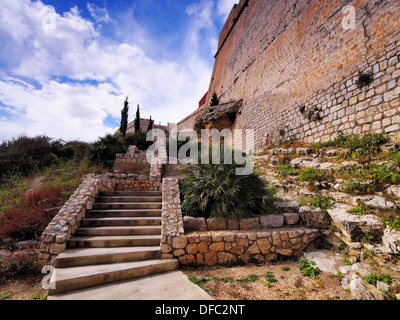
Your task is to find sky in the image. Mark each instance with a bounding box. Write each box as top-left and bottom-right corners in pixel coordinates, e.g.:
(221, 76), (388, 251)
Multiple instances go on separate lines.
(0, 0), (238, 142)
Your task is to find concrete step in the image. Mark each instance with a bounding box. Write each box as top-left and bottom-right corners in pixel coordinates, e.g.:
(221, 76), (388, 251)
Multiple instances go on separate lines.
(87, 209), (161, 218)
(75, 226), (161, 236)
(49, 259), (179, 295)
(99, 191), (162, 197)
(92, 202), (162, 210)
(67, 235), (162, 248)
(95, 196), (162, 203)
(80, 217), (161, 227)
(53, 247), (162, 268)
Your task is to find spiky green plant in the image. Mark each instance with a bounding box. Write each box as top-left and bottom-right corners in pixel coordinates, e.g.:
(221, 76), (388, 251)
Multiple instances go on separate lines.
(181, 150), (277, 219)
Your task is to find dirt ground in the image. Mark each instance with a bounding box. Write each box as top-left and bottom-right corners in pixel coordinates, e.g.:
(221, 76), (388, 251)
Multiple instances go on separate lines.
(182, 256), (353, 300)
(0, 273), (47, 300)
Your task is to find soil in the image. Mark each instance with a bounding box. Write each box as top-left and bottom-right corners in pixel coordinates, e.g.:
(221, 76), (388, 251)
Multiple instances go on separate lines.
(0, 272), (47, 300)
(182, 255), (353, 300)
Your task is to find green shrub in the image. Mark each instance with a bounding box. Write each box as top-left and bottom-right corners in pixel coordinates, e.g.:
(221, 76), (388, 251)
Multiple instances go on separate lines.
(298, 258), (321, 277)
(309, 194), (334, 209)
(364, 274), (393, 286)
(181, 150), (277, 219)
(89, 134), (126, 168)
(313, 133), (387, 162)
(298, 168), (324, 182)
(276, 164), (299, 177)
(347, 202), (373, 216)
(341, 165), (400, 194)
(0, 135), (91, 181)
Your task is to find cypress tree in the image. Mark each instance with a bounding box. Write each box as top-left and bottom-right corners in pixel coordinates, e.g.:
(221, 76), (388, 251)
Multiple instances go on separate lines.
(147, 115), (154, 132)
(134, 104), (141, 132)
(120, 96), (129, 137)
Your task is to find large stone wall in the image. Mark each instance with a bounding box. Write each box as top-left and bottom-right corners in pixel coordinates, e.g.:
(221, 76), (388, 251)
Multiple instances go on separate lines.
(188, 0), (400, 151)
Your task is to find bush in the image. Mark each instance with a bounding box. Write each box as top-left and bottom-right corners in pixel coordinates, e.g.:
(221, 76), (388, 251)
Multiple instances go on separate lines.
(341, 164), (400, 194)
(0, 249), (38, 277)
(89, 134), (126, 168)
(0, 135), (91, 181)
(309, 194), (334, 210)
(181, 150), (277, 219)
(89, 132), (154, 168)
(313, 133), (387, 161)
(298, 258), (321, 277)
(364, 274), (393, 286)
(0, 186), (65, 242)
(276, 164), (299, 177)
(298, 168), (324, 182)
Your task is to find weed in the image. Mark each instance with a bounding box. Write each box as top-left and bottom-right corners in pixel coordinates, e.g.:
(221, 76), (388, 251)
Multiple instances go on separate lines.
(299, 258), (321, 277)
(364, 274), (393, 286)
(356, 71), (374, 88)
(237, 274), (260, 283)
(276, 164), (299, 177)
(30, 292), (48, 300)
(330, 272), (343, 279)
(298, 168), (324, 182)
(347, 202), (373, 215)
(309, 194), (334, 210)
(264, 272), (278, 284)
(0, 292), (13, 300)
(281, 266), (291, 272)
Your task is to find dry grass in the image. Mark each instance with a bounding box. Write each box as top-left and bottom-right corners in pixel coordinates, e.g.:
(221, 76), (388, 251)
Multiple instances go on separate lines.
(183, 258), (353, 301)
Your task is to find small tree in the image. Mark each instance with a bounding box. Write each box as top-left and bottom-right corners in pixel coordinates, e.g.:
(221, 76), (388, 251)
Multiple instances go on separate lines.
(119, 96), (129, 137)
(210, 92), (219, 107)
(147, 116), (154, 132)
(134, 104), (141, 133)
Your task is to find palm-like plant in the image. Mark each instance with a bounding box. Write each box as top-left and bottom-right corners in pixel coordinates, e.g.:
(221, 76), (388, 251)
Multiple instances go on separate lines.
(181, 154), (277, 220)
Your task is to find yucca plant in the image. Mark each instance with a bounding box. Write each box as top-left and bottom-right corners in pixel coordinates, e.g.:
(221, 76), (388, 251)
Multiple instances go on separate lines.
(181, 150), (277, 219)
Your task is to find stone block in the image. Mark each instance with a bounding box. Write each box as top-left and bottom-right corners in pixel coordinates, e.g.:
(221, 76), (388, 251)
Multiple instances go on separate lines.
(259, 215), (284, 228)
(239, 218), (259, 230)
(282, 213), (300, 225)
(183, 216), (207, 232)
(299, 206), (330, 229)
(206, 218), (227, 230)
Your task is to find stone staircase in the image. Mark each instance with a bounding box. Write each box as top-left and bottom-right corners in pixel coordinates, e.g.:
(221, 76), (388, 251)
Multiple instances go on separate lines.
(162, 163), (190, 179)
(48, 191), (178, 296)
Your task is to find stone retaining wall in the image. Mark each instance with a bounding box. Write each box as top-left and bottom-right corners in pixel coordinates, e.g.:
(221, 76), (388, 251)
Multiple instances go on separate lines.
(164, 229), (319, 266)
(38, 174), (116, 269)
(160, 178), (320, 266)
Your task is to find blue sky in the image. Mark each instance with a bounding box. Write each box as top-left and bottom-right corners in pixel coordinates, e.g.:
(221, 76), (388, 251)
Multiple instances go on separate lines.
(0, 0), (237, 142)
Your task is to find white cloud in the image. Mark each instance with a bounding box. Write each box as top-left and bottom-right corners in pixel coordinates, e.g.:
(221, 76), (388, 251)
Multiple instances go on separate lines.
(87, 3), (111, 24)
(0, 0), (218, 142)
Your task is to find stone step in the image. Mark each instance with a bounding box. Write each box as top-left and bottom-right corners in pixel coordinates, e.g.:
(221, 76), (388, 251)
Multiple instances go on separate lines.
(92, 202), (162, 210)
(87, 209), (162, 218)
(48, 259), (178, 295)
(67, 235), (162, 248)
(80, 217), (161, 227)
(54, 247), (162, 268)
(75, 226), (162, 237)
(99, 191), (162, 197)
(95, 196), (162, 203)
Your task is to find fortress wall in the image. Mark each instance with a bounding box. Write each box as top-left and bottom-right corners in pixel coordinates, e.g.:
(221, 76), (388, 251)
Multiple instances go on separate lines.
(204, 0), (400, 151)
